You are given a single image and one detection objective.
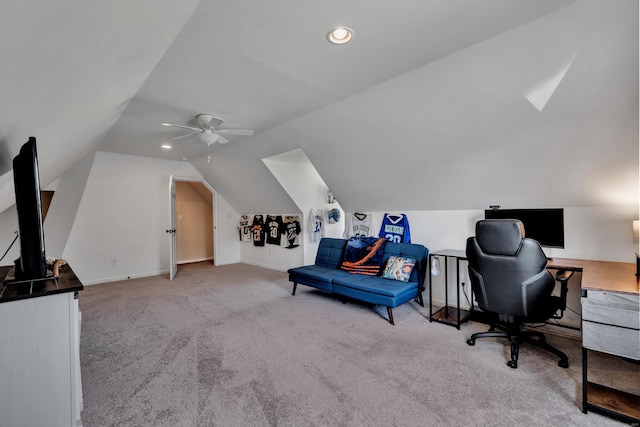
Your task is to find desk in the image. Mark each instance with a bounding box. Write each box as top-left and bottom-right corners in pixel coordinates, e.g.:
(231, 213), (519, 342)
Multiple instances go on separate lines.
(431, 254), (639, 421)
(549, 258), (639, 424)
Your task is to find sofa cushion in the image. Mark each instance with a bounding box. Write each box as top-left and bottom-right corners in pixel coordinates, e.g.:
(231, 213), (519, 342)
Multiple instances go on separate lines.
(288, 265), (351, 292)
(332, 274), (417, 298)
(314, 238), (348, 268)
(381, 256), (416, 282)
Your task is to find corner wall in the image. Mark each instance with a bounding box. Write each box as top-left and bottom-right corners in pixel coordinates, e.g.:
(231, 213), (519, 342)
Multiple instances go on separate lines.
(61, 152), (240, 284)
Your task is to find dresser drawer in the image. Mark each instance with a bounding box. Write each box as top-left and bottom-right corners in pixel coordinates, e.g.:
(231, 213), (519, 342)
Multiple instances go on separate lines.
(582, 320), (640, 360)
(581, 290), (639, 329)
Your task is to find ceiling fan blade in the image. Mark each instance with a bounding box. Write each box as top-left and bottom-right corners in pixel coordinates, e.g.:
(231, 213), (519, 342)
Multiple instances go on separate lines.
(172, 132), (199, 140)
(217, 135), (230, 144)
(217, 129), (254, 136)
(162, 122), (202, 132)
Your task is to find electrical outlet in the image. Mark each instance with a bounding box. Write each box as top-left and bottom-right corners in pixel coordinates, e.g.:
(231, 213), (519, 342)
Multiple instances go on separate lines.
(111, 258), (117, 266)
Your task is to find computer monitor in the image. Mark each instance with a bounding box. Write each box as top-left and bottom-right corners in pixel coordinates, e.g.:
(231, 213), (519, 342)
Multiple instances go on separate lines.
(484, 208), (564, 249)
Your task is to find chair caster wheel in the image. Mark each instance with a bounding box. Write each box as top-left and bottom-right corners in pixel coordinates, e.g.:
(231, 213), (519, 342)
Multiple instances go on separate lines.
(507, 361), (518, 369)
(558, 360), (569, 369)
(466, 339), (475, 346)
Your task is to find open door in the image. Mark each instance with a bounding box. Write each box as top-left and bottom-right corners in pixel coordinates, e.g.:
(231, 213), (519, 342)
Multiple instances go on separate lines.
(168, 175), (217, 280)
(168, 175), (178, 280)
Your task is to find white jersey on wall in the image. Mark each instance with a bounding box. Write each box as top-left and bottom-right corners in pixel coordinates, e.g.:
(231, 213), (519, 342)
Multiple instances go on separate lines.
(343, 212), (374, 238)
(309, 209), (325, 243)
(238, 214), (252, 242)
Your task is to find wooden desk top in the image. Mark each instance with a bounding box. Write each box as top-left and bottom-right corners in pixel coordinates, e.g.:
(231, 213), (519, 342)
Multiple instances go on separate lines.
(432, 249), (639, 296)
(548, 258), (638, 295)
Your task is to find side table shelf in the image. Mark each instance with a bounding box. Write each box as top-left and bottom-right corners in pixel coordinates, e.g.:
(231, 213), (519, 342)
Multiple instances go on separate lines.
(428, 249), (470, 329)
(582, 348), (640, 424)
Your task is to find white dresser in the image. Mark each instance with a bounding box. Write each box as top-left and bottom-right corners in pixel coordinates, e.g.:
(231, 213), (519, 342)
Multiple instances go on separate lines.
(0, 265), (83, 427)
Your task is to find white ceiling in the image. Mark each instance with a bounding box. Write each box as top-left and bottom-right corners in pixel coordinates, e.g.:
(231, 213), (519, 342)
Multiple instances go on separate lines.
(0, 0), (637, 215)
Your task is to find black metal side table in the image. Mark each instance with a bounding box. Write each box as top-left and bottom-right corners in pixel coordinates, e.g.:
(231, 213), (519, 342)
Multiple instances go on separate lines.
(428, 249), (470, 329)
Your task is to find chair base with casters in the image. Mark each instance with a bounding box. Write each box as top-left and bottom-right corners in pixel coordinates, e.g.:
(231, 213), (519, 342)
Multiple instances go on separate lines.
(467, 322), (569, 369)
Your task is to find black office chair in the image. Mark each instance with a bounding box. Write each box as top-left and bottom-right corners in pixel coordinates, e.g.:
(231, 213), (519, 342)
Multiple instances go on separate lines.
(465, 219), (570, 369)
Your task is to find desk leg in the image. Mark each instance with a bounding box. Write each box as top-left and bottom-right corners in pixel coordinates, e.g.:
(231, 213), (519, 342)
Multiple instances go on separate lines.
(456, 257), (461, 329)
(428, 254), (433, 322)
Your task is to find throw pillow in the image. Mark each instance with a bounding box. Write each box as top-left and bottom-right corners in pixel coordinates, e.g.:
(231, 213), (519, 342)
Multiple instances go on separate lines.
(381, 256), (416, 282)
(340, 237), (387, 275)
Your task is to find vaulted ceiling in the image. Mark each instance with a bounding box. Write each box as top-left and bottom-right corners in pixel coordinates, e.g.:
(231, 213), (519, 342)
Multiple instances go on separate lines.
(0, 0), (637, 215)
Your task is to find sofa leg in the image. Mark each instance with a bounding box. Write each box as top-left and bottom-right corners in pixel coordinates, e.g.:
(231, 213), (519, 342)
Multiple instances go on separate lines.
(387, 307), (395, 325)
(416, 291), (424, 307)
(292, 282), (297, 295)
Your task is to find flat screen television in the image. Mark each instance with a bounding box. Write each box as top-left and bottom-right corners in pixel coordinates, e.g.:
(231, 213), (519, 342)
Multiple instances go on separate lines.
(484, 208), (565, 249)
(9, 137), (47, 282)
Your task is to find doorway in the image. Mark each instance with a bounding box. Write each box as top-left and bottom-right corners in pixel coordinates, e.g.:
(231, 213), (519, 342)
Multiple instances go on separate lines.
(169, 176), (216, 280)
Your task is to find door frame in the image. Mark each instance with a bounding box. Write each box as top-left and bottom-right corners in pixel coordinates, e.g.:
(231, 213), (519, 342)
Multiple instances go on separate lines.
(169, 175), (218, 279)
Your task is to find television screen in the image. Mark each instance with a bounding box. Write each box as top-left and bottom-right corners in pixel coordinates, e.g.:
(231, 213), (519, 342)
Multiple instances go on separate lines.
(484, 208), (564, 249)
(11, 137), (47, 281)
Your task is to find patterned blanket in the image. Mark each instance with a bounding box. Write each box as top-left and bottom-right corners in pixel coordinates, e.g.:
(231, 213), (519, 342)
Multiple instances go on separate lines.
(340, 237), (387, 275)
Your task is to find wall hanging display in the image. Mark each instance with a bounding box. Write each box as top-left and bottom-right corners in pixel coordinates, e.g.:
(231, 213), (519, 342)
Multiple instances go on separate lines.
(251, 214), (265, 246)
(284, 215), (301, 248)
(327, 208), (340, 224)
(343, 212), (374, 238)
(379, 213), (411, 243)
(266, 214), (285, 245)
(237, 214), (252, 242)
(309, 209), (325, 243)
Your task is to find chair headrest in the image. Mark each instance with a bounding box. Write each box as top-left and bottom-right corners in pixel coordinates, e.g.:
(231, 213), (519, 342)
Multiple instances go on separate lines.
(475, 219), (525, 256)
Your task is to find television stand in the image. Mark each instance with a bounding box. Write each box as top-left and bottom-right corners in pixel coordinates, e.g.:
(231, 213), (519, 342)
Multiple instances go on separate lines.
(2, 267), (54, 287)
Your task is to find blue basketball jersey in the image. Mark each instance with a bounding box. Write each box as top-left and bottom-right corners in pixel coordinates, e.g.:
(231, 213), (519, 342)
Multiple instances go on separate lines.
(379, 213), (411, 243)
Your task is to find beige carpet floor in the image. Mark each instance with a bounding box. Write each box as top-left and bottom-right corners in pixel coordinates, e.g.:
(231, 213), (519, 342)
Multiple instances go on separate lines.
(78, 262), (636, 426)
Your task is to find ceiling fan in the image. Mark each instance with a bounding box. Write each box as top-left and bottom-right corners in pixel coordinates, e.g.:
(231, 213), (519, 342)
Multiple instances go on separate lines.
(161, 113), (254, 145)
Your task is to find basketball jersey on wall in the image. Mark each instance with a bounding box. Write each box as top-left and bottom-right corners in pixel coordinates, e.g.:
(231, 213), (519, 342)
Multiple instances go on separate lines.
(238, 214), (252, 242)
(284, 215), (301, 248)
(379, 213), (411, 243)
(309, 209), (324, 243)
(343, 212), (374, 238)
(251, 214), (266, 246)
(266, 215), (285, 245)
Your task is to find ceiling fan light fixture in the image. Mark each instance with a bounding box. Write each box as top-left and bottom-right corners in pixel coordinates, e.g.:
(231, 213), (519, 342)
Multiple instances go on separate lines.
(199, 132), (220, 145)
(327, 27), (353, 45)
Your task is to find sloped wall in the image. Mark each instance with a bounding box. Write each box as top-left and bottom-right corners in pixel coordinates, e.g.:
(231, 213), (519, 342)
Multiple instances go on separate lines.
(62, 152), (240, 284)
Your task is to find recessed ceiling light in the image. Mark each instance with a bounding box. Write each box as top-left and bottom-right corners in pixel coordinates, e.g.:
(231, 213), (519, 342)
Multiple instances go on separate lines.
(161, 144), (172, 150)
(327, 27), (353, 45)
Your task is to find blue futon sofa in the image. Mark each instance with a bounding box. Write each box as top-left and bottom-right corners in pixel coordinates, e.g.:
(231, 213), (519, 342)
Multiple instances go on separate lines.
(287, 237), (429, 325)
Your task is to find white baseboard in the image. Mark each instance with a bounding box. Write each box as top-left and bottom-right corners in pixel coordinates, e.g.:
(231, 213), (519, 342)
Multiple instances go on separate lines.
(178, 257), (213, 265)
(83, 269), (169, 286)
(241, 260), (288, 273)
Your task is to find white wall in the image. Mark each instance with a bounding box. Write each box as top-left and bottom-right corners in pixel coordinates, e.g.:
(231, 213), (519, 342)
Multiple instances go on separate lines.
(44, 152), (95, 257)
(214, 194), (241, 266)
(242, 205), (637, 291)
(0, 206), (19, 268)
(62, 152), (240, 285)
(261, 148), (345, 269)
